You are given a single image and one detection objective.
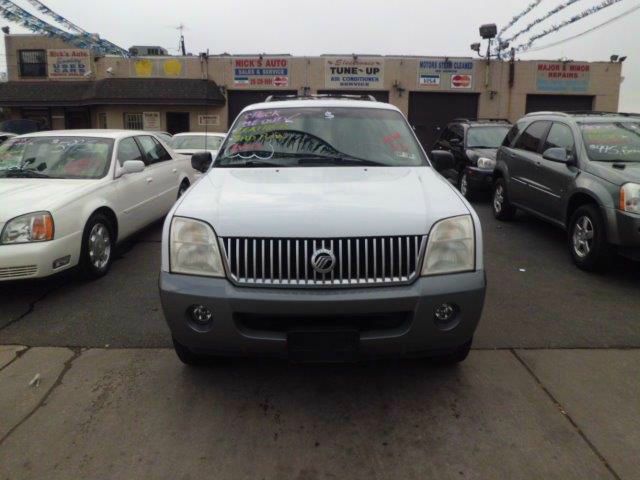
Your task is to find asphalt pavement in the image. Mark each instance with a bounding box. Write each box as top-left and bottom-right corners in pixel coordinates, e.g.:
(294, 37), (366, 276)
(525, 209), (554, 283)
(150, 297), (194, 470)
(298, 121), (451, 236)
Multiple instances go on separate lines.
(1, 198), (639, 479)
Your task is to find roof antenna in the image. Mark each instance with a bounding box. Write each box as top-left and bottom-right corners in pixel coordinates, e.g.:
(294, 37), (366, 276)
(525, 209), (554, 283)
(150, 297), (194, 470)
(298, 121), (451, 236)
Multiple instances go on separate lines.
(177, 23), (187, 56)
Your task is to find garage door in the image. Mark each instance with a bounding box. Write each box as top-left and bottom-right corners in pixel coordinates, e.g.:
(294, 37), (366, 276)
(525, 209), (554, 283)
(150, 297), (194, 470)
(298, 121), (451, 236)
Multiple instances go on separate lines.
(526, 95), (594, 114)
(227, 90), (297, 128)
(317, 90), (390, 103)
(408, 92), (479, 150)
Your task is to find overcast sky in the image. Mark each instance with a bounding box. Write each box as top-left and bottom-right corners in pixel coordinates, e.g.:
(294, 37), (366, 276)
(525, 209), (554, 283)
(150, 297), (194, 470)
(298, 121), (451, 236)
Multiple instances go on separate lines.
(1, 0), (638, 110)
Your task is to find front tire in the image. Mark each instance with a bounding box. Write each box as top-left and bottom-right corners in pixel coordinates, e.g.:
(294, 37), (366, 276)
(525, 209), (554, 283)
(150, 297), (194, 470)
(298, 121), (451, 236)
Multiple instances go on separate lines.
(493, 178), (517, 221)
(568, 205), (612, 272)
(177, 180), (190, 199)
(458, 171), (475, 200)
(79, 213), (114, 280)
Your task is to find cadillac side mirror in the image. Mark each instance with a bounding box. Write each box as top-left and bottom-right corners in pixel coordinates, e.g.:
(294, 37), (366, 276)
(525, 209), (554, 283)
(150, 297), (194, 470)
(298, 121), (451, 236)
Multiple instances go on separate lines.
(543, 147), (569, 163)
(121, 160), (146, 175)
(191, 151), (213, 173)
(431, 150), (455, 172)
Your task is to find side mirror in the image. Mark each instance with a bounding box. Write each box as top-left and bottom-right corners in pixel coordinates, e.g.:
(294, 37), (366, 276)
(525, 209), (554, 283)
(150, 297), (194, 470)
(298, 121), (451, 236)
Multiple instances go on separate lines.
(449, 138), (461, 145)
(121, 160), (145, 175)
(430, 150), (455, 172)
(543, 147), (569, 163)
(191, 151), (213, 173)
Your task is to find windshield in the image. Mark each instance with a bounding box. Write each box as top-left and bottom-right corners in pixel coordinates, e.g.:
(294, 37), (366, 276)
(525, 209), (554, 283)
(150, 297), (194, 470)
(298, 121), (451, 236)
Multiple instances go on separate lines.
(172, 135), (224, 151)
(581, 122), (640, 162)
(217, 107), (427, 167)
(0, 136), (114, 179)
(467, 126), (510, 148)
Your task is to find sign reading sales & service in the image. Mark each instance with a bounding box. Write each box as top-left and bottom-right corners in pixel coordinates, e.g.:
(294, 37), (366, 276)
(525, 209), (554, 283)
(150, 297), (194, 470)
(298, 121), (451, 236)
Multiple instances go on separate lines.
(233, 58), (290, 87)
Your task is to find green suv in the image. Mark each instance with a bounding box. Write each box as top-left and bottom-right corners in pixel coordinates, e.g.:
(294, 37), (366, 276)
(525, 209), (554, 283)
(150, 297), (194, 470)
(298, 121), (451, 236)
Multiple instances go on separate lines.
(493, 111), (640, 271)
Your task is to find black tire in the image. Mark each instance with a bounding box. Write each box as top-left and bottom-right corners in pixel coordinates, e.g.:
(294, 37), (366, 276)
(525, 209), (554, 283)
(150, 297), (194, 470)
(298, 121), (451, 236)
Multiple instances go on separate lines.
(172, 336), (211, 366)
(177, 180), (190, 199)
(458, 170), (475, 200)
(492, 178), (517, 221)
(568, 204), (613, 272)
(78, 213), (115, 280)
(430, 339), (472, 366)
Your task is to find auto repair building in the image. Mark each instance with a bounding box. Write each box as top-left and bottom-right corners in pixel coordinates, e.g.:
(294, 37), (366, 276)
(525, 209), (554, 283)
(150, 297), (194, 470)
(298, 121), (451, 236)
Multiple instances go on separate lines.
(0, 34), (624, 148)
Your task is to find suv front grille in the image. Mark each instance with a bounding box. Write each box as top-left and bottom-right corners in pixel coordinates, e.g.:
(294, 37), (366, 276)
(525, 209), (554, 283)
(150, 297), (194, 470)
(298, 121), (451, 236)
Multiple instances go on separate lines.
(220, 236), (426, 288)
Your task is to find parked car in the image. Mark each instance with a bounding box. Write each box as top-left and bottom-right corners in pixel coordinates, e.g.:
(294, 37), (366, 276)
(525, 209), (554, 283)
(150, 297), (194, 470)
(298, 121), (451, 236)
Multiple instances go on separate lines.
(0, 130), (194, 281)
(171, 132), (226, 158)
(152, 131), (173, 145)
(493, 111), (640, 271)
(0, 132), (16, 145)
(432, 119), (511, 199)
(160, 97), (486, 365)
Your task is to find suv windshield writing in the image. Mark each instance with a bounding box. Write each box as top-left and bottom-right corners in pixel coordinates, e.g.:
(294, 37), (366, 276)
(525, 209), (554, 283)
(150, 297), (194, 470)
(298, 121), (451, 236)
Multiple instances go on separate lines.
(581, 122), (640, 162)
(217, 107), (427, 167)
(172, 135), (224, 151)
(467, 126), (510, 149)
(0, 136), (114, 179)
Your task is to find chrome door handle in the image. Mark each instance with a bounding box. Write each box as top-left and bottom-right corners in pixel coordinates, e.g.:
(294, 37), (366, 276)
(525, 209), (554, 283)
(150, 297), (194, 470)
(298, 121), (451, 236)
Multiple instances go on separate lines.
(172, 168), (178, 173)
(146, 177), (153, 183)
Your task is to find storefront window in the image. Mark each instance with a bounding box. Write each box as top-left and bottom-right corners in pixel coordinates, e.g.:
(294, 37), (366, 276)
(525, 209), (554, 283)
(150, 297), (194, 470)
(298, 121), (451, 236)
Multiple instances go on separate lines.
(124, 113), (143, 130)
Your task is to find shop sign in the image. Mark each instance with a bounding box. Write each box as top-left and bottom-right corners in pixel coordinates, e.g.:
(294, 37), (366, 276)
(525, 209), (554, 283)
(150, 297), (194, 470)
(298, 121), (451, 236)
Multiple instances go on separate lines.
(233, 57), (290, 87)
(536, 62), (590, 93)
(131, 58), (186, 78)
(143, 112), (161, 130)
(325, 57), (384, 89)
(198, 115), (221, 126)
(418, 57), (475, 90)
(47, 49), (91, 79)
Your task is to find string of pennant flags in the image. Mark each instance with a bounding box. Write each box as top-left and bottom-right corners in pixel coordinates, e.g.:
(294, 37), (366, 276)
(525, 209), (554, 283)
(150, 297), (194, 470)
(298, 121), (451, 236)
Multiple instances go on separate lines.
(0, 0), (128, 56)
(501, 0), (584, 43)
(497, 0), (544, 40)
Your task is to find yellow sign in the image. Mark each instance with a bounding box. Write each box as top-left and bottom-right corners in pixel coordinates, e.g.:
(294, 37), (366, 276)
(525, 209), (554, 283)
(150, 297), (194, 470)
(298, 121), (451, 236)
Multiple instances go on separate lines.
(133, 59), (154, 77)
(131, 58), (185, 78)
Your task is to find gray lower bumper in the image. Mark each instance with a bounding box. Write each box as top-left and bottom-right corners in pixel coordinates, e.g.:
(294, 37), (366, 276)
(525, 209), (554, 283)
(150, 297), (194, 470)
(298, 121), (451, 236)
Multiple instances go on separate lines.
(159, 271), (486, 359)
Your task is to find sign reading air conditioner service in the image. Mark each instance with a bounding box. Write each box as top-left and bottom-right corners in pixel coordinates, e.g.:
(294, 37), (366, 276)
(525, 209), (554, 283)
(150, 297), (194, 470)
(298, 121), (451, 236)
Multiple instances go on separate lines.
(47, 49), (91, 79)
(418, 57), (475, 90)
(536, 62), (591, 93)
(233, 57), (290, 87)
(325, 57), (384, 89)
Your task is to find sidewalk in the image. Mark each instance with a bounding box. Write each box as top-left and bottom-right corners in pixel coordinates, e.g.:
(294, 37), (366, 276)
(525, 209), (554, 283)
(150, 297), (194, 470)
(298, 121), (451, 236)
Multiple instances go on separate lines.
(1, 347), (638, 480)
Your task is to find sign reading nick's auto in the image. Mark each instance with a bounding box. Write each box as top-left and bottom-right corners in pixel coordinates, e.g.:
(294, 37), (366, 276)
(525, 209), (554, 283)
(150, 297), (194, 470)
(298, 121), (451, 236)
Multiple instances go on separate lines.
(233, 57), (290, 87)
(536, 62), (591, 93)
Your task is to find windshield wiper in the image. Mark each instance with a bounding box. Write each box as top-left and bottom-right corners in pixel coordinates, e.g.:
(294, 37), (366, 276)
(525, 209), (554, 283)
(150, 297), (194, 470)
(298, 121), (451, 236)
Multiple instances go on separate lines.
(216, 156), (286, 168)
(295, 155), (385, 167)
(2, 169), (50, 178)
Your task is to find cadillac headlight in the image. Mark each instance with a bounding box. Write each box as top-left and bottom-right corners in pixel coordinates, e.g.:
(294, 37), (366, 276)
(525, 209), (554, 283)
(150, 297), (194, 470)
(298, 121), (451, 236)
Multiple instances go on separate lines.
(422, 215), (475, 276)
(620, 183), (640, 214)
(477, 157), (496, 169)
(0, 211), (54, 244)
(170, 217), (225, 277)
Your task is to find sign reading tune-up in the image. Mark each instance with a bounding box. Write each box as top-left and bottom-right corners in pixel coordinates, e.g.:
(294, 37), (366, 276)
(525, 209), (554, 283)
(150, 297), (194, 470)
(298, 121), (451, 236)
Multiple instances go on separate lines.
(418, 57), (475, 90)
(325, 57), (384, 89)
(536, 62), (591, 93)
(233, 57), (290, 87)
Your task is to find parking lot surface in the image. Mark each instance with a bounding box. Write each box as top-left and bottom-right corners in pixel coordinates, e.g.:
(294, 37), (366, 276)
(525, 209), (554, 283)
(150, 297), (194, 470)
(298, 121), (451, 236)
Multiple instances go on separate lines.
(1, 199), (639, 479)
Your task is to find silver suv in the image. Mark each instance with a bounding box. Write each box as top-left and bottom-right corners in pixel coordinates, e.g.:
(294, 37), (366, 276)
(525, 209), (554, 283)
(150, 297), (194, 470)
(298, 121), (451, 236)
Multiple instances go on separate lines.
(159, 96), (486, 364)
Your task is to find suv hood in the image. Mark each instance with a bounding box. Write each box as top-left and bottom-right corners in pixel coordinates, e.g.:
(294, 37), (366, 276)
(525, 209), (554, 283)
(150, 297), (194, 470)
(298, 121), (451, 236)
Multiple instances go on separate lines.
(586, 162), (640, 186)
(0, 178), (97, 222)
(175, 167), (469, 237)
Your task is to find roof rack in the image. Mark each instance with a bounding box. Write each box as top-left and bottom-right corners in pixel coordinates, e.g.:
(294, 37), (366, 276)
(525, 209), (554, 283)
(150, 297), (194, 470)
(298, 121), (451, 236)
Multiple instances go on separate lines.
(264, 93), (377, 103)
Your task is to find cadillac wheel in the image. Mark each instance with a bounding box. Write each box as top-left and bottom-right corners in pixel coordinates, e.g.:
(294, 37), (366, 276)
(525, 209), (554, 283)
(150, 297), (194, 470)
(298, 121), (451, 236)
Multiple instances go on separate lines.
(80, 214), (114, 279)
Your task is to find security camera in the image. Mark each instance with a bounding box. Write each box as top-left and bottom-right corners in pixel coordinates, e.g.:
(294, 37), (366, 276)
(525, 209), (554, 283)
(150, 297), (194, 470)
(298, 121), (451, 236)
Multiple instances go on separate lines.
(83, 70), (93, 78)
(106, 67), (114, 75)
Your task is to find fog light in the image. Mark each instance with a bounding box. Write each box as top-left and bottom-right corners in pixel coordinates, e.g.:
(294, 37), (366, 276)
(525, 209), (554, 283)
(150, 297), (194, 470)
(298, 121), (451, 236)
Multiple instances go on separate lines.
(434, 303), (458, 324)
(189, 305), (213, 325)
(52, 255), (71, 269)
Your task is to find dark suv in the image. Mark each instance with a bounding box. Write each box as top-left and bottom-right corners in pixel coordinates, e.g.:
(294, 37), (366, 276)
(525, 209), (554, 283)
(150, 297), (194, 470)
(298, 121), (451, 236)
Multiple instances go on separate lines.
(432, 119), (511, 198)
(493, 111), (640, 271)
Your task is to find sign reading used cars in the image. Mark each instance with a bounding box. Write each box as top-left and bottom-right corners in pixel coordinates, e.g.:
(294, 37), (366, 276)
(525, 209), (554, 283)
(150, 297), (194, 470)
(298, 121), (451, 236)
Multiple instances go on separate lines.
(418, 57), (475, 90)
(47, 49), (91, 79)
(233, 57), (290, 88)
(325, 57), (384, 89)
(536, 62), (591, 93)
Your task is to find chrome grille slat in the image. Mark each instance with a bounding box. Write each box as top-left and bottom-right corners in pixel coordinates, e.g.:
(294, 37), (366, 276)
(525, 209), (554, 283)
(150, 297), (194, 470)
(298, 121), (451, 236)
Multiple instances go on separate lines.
(221, 235), (426, 288)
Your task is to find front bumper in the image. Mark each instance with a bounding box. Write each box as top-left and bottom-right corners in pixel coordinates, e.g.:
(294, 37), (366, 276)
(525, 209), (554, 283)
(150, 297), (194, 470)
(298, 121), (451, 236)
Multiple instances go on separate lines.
(0, 232), (81, 281)
(465, 166), (494, 191)
(159, 270), (486, 359)
(603, 208), (640, 254)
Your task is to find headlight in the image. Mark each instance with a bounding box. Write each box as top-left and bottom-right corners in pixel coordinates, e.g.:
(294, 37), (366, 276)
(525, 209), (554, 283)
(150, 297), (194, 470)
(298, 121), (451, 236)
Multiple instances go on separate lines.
(0, 211), (54, 244)
(620, 183), (640, 214)
(170, 217), (225, 277)
(422, 215), (475, 276)
(477, 157), (496, 169)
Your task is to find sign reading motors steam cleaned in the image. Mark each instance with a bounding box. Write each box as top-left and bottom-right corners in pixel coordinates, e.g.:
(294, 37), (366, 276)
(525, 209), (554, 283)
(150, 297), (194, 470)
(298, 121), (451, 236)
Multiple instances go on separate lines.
(418, 57), (475, 90)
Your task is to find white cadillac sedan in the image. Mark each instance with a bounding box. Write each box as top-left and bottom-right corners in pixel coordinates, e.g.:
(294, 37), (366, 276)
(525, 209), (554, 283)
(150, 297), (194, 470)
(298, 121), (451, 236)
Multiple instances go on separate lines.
(171, 132), (226, 158)
(0, 130), (195, 281)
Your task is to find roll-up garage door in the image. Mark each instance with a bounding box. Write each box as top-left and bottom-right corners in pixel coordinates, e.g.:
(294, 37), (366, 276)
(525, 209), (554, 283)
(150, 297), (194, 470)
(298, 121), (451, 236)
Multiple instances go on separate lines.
(227, 90), (297, 128)
(408, 92), (479, 150)
(526, 95), (594, 114)
(317, 90), (390, 103)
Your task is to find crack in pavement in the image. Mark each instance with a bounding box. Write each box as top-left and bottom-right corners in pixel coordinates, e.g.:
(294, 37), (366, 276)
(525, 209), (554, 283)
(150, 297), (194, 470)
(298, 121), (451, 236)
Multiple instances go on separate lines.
(0, 288), (57, 333)
(510, 349), (622, 480)
(0, 347), (83, 447)
(0, 346), (30, 374)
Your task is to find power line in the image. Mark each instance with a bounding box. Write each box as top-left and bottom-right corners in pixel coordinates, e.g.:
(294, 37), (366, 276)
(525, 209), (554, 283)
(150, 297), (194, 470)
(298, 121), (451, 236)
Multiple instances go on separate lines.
(525, 2), (640, 52)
